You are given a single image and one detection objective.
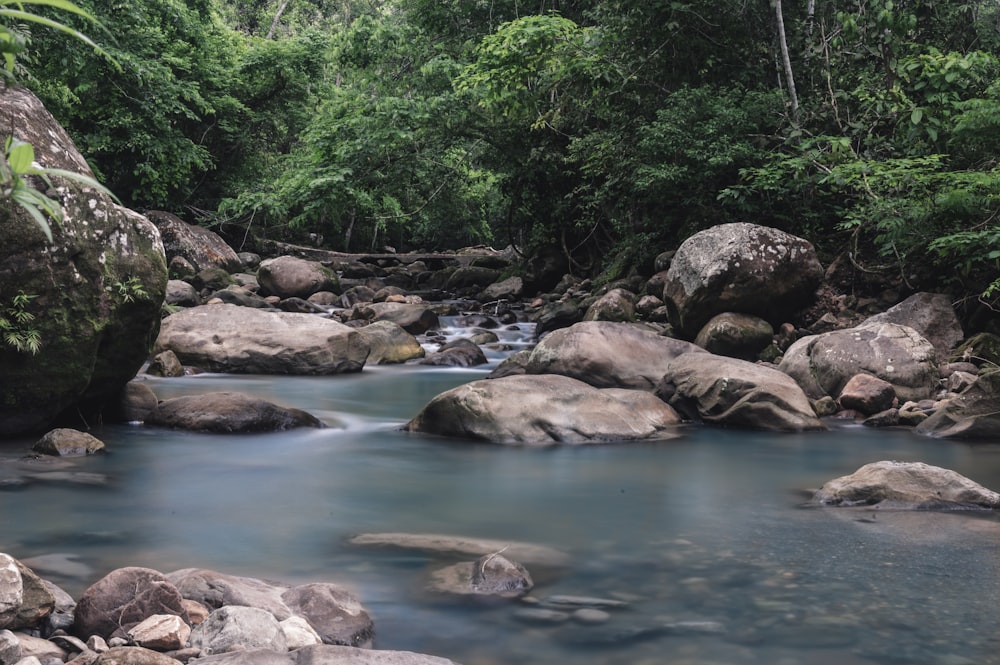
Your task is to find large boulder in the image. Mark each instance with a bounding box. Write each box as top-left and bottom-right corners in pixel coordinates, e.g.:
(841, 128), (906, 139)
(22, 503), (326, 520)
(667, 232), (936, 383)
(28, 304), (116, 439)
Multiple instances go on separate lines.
(0, 555), (55, 631)
(350, 302), (439, 335)
(778, 322), (938, 403)
(813, 460), (1000, 509)
(73, 567), (188, 641)
(916, 373), (1000, 439)
(258, 256), (340, 299)
(145, 211), (241, 274)
(657, 353), (825, 431)
(582, 288), (636, 323)
(190, 605), (287, 656)
(860, 292), (963, 360)
(405, 374), (682, 445)
(356, 321), (425, 364)
(0, 86), (167, 436)
(145, 392), (325, 432)
(662, 223), (823, 338)
(525, 321), (706, 390)
(154, 304), (369, 374)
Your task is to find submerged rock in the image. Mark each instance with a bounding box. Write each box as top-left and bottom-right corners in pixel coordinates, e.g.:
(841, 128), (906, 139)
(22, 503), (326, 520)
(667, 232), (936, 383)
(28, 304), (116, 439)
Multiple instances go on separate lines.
(813, 460), (1000, 509)
(145, 392), (325, 433)
(428, 554), (533, 598)
(347, 533), (569, 567)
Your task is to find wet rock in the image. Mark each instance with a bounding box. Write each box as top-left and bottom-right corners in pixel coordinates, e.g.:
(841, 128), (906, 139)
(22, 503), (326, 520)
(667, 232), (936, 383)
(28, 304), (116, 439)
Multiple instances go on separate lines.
(154, 304), (369, 375)
(350, 302), (439, 336)
(572, 609), (610, 624)
(347, 533), (569, 567)
(779, 322), (938, 403)
(429, 554), (533, 598)
(357, 321), (425, 364)
(542, 595), (628, 609)
(32, 429), (105, 457)
(258, 256), (339, 299)
(838, 373), (896, 415)
(190, 605), (286, 655)
(418, 339), (487, 367)
(693, 312), (774, 360)
(73, 567), (188, 641)
(861, 408), (900, 428)
(658, 353), (825, 431)
(526, 321), (706, 390)
(118, 381), (160, 423)
(406, 374), (681, 445)
(813, 460), (1000, 509)
(146, 351), (185, 378)
(662, 223), (823, 338)
(146, 392), (324, 433)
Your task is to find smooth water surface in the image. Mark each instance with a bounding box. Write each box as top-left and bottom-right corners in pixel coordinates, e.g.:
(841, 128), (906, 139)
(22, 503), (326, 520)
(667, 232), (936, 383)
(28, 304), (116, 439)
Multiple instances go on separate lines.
(4, 359), (1000, 665)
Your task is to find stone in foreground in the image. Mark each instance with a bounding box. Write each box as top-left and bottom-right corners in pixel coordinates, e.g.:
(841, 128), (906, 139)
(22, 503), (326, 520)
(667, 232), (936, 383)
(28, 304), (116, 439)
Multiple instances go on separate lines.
(813, 461), (1000, 510)
(405, 374), (681, 445)
(145, 392), (325, 433)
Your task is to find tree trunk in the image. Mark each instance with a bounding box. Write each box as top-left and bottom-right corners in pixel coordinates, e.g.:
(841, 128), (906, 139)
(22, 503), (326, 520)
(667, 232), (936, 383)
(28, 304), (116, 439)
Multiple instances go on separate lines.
(772, 0), (799, 120)
(266, 0), (291, 40)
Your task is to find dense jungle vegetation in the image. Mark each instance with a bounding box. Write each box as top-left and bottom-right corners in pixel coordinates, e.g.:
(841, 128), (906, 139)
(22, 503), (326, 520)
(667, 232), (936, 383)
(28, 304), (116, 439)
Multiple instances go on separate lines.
(6, 0), (1000, 318)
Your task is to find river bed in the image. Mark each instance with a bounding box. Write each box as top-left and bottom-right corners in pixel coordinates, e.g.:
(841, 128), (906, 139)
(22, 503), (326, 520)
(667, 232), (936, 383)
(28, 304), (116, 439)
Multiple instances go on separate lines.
(3, 328), (1000, 665)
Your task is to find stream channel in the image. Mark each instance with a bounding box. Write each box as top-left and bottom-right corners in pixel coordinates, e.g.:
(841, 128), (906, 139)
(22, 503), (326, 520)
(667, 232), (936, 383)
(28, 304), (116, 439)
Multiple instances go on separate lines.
(3, 316), (1000, 665)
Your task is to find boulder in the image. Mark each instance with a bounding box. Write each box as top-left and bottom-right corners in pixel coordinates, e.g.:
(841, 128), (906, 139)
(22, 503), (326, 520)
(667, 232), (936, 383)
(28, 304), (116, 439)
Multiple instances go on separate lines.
(167, 569), (292, 619)
(356, 321), (425, 364)
(532, 299), (585, 337)
(0, 86), (168, 436)
(280, 583), (374, 647)
(146, 350), (185, 378)
(92, 646), (184, 665)
(117, 381), (159, 424)
(526, 321), (706, 390)
(860, 292), (963, 360)
(190, 605), (287, 655)
(154, 304), (369, 374)
(0, 555), (55, 631)
(838, 374), (896, 415)
(916, 373), (1000, 439)
(813, 460), (1000, 509)
(418, 338), (488, 367)
(146, 211), (241, 274)
(662, 222), (823, 337)
(405, 374), (681, 445)
(350, 302), (439, 335)
(778, 322), (938, 403)
(73, 567), (188, 641)
(146, 392), (325, 433)
(258, 256), (339, 299)
(479, 276), (523, 302)
(446, 266), (501, 292)
(693, 312), (774, 360)
(127, 614), (191, 651)
(0, 555), (23, 629)
(280, 616), (323, 650)
(32, 428), (105, 457)
(582, 288), (635, 323)
(657, 353), (825, 431)
(165, 279), (200, 307)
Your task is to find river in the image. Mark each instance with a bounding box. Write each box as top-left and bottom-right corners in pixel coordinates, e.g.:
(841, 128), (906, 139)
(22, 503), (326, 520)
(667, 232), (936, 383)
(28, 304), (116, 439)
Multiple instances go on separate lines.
(3, 319), (1000, 665)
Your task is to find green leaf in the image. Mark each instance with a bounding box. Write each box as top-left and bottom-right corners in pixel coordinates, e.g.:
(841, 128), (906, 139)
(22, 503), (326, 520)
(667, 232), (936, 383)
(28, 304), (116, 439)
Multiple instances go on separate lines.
(910, 107), (923, 125)
(6, 140), (34, 174)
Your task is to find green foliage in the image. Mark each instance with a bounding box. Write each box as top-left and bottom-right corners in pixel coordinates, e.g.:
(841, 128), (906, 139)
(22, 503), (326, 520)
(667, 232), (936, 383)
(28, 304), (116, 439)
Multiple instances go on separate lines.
(110, 276), (150, 304)
(0, 290), (41, 354)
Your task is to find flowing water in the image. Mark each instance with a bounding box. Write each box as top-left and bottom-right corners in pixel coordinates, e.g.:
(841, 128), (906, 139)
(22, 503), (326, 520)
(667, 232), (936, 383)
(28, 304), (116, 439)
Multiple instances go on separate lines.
(3, 320), (1000, 665)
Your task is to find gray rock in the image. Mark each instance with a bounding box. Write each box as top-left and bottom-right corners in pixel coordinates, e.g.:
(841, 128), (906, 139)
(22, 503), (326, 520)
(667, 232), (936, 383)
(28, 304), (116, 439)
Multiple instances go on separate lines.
(91, 645), (185, 664)
(0, 557), (56, 631)
(779, 322), (938, 403)
(511, 608), (570, 624)
(347, 533), (569, 567)
(406, 374), (682, 445)
(583, 288), (635, 323)
(73, 567), (188, 641)
(694, 312), (774, 360)
(659, 353), (825, 431)
(861, 292), (963, 360)
(0, 87), (167, 436)
(118, 381), (159, 423)
(479, 276), (523, 302)
(418, 339), (487, 367)
(0, 629), (20, 664)
(32, 429), (105, 457)
(165, 280), (200, 307)
(813, 460), (1000, 509)
(1, 555), (25, 629)
(167, 569), (292, 619)
(356, 321), (425, 364)
(526, 321), (706, 390)
(146, 392), (324, 433)
(349, 302), (439, 335)
(663, 223), (822, 337)
(258, 256), (339, 299)
(916, 373), (1000, 439)
(190, 605), (287, 655)
(154, 304), (370, 375)
(446, 266), (500, 292)
(428, 554), (533, 598)
(280, 583), (373, 647)
(146, 211), (241, 274)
